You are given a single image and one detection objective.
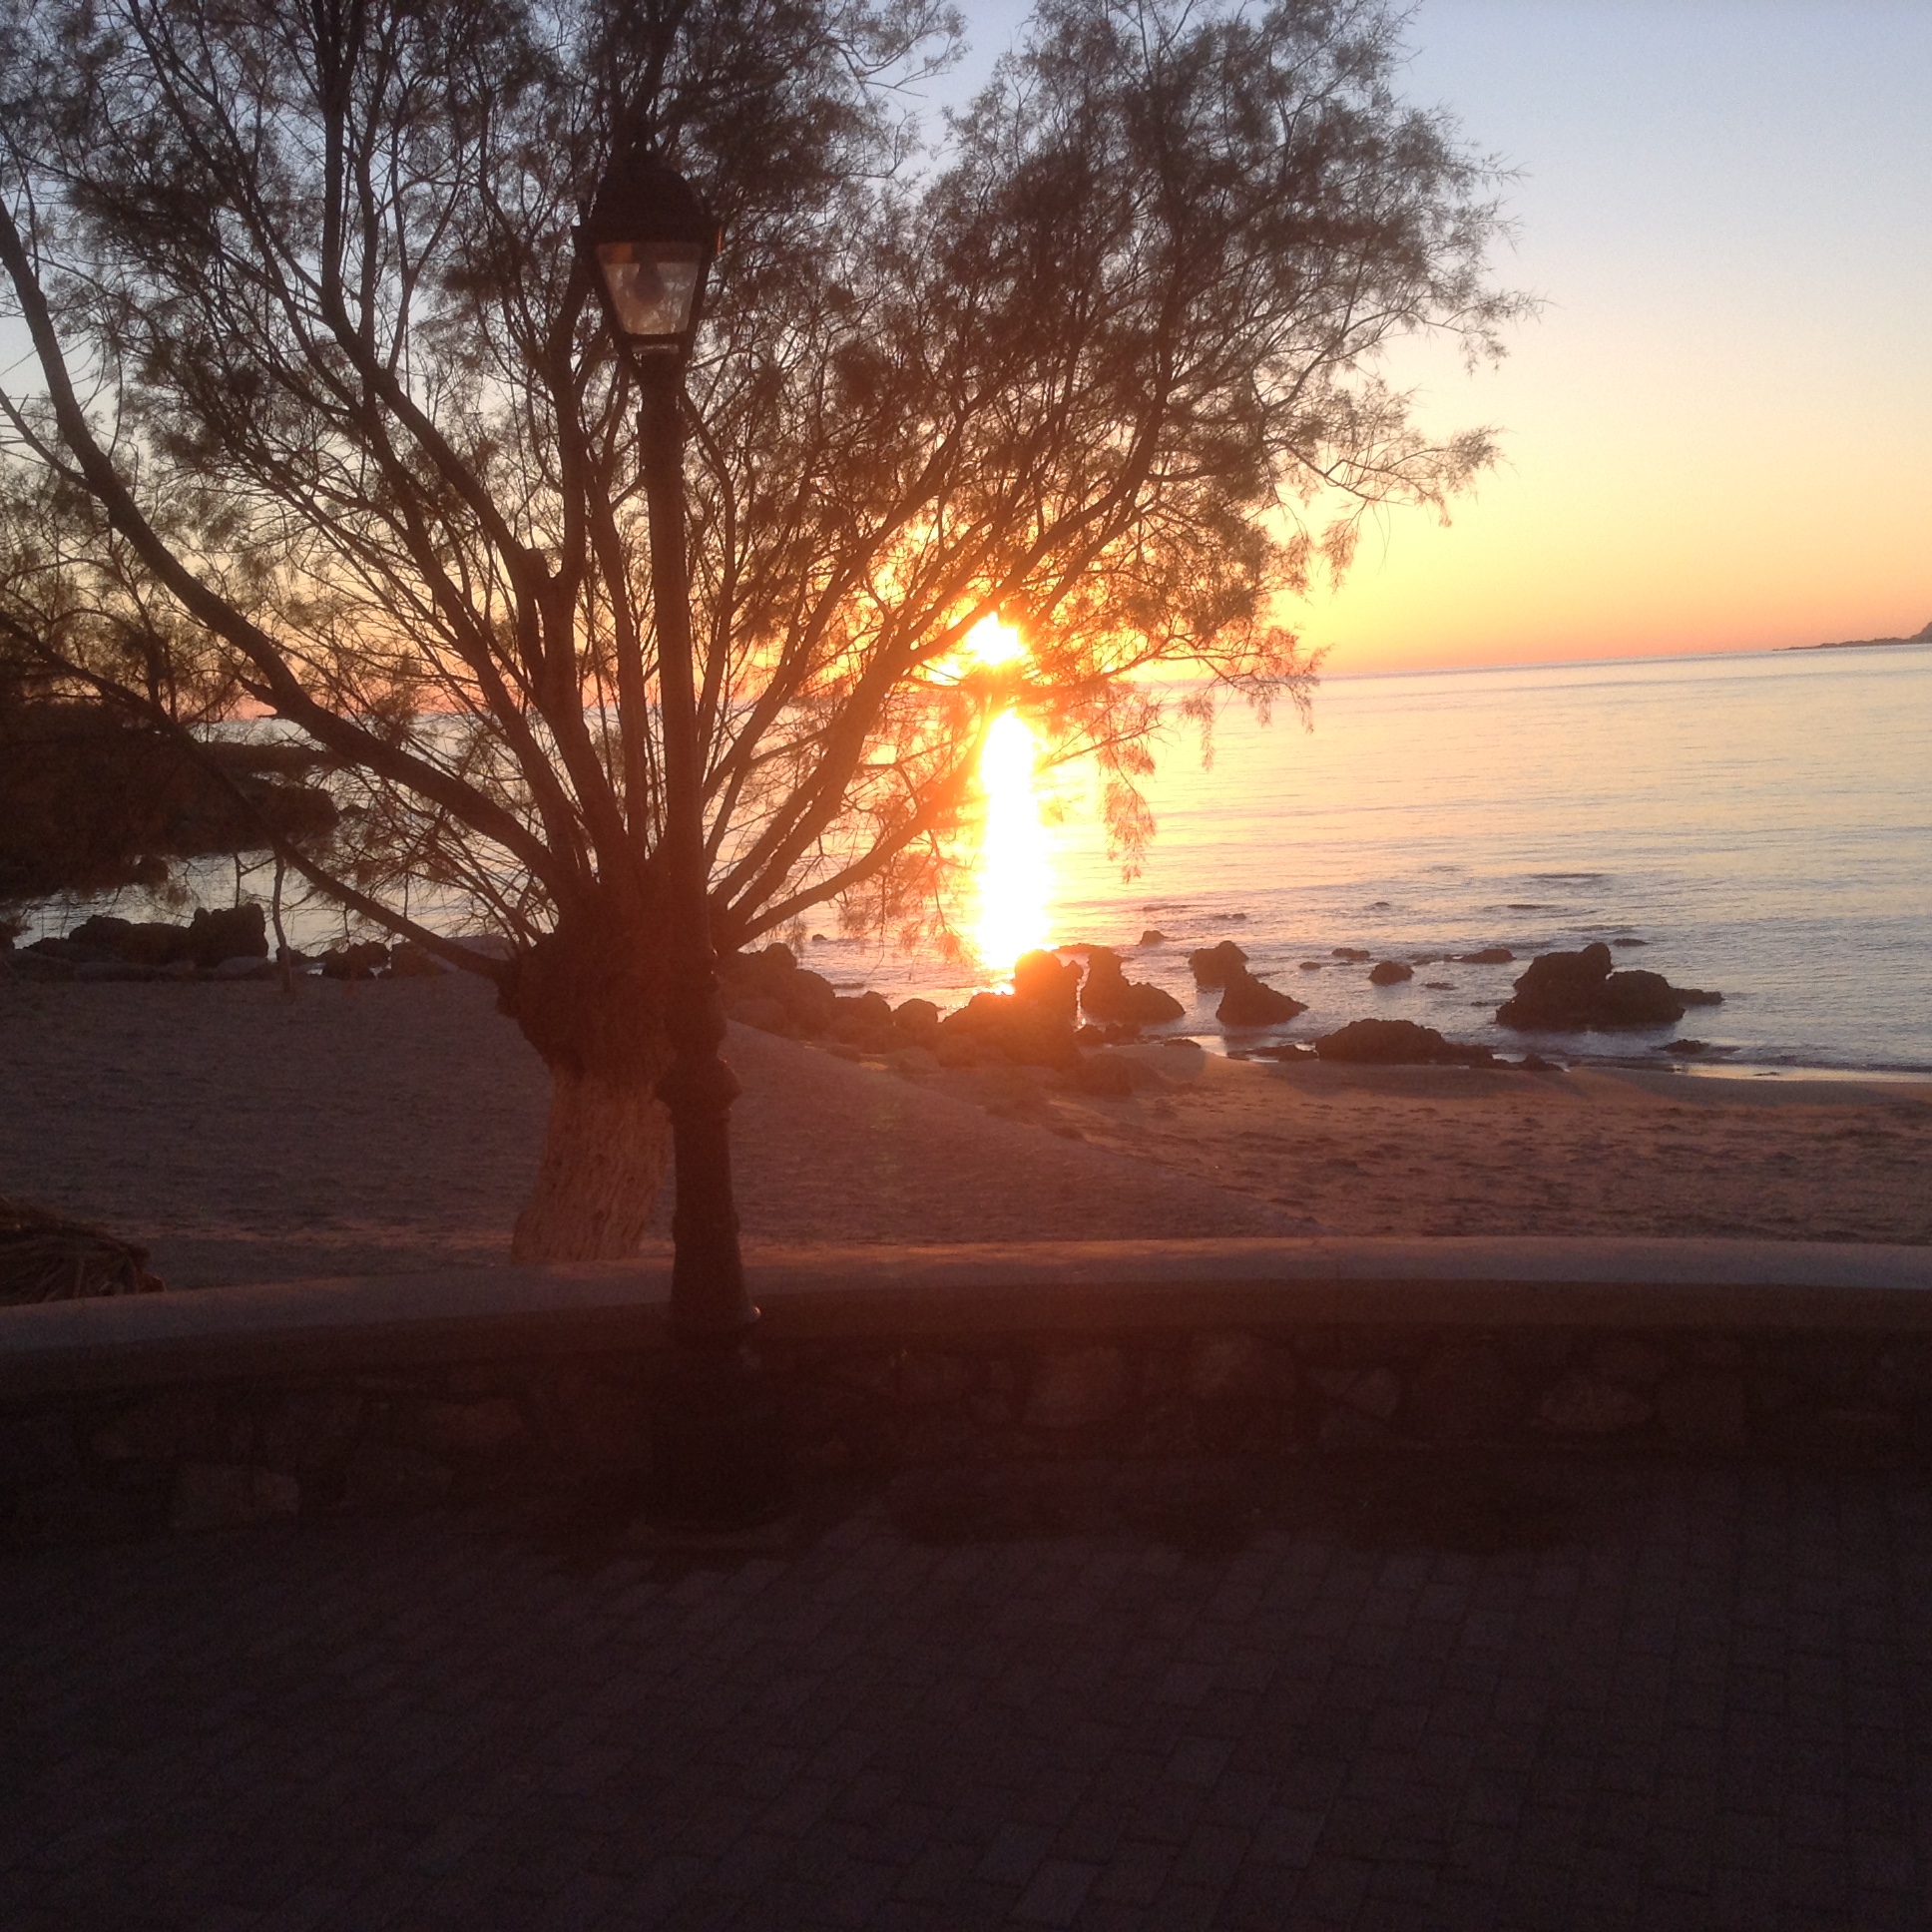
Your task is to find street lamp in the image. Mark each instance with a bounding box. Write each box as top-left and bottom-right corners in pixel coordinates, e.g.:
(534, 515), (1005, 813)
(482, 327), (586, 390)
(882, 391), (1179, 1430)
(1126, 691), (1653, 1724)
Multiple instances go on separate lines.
(582, 143), (786, 1526)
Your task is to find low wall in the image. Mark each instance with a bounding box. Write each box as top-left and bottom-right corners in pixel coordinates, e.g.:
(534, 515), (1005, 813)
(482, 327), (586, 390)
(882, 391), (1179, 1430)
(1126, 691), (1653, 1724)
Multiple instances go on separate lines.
(4, 1239), (1931, 1544)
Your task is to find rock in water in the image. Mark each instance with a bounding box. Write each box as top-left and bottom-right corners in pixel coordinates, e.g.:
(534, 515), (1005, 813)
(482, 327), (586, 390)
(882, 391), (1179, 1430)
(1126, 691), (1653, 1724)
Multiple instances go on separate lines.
(1495, 942), (1694, 1031)
(1138, 928), (1168, 946)
(188, 903), (267, 967)
(1079, 947), (1185, 1026)
(1188, 940), (1249, 987)
(938, 991), (1079, 1069)
(1014, 948), (1081, 1020)
(1215, 967), (1307, 1028)
(1368, 959), (1413, 986)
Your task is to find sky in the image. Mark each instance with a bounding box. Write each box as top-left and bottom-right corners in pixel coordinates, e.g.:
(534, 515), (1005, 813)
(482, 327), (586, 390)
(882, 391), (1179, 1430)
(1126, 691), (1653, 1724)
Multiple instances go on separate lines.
(952, 0), (1932, 674)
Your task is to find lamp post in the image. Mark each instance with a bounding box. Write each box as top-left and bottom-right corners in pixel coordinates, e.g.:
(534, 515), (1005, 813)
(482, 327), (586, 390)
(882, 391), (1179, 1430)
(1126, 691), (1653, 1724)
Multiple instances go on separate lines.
(582, 144), (786, 1526)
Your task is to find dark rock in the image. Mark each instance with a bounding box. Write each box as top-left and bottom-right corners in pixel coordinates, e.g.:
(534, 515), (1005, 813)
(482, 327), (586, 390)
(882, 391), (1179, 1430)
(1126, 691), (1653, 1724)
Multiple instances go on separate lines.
(1330, 947), (1371, 962)
(1137, 929), (1168, 946)
(1654, 1039), (1709, 1056)
(1188, 940), (1249, 987)
(829, 991), (899, 1052)
(187, 903), (267, 967)
(320, 940), (391, 980)
(1368, 959), (1413, 986)
(1080, 947), (1185, 1026)
(1313, 1019), (1493, 1067)
(1614, 936), (1650, 946)
(1215, 968), (1306, 1028)
(389, 943), (448, 978)
(1454, 947), (1515, 964)
(1422, 980), (1455, 991)
(1014, 949), (1081, 1020)
(1495, 943), (1690, 1031)
(1673, 986), (1724, 1007)
(1297, 961), (1324, 971)
(892, 998), (941, 1045)
(938, 992), (1078, 1069)
(720, 945), (839, 1034)
(1408, 1344), (1524, 1443)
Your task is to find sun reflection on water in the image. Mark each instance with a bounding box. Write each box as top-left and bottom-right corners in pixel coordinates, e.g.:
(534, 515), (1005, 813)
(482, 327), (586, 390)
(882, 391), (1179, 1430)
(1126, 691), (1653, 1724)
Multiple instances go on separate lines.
(956, 617), (1052, 972)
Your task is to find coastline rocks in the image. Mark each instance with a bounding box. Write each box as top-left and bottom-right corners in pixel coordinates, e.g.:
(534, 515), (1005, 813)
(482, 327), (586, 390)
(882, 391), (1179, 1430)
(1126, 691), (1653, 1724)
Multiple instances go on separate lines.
(1455, 946), (1515, 964)
(1014, 948), (1082, 1021)
(938, 992), (1079, 1069)
(1313, 1018), (1495, 1067)
(1138, 928), (1168, 946)
(1368, 960), (1413, 986)
(1331, 947), (1371, 962)
(319, 939), (391, 980)
(720, 944), (838, 1035)
(1188, 940), (1248, 987)
(1080, 947), (1184, 1027)
(1495, 942), (1699, 1032)
(1215, 967), (1307, 1028)
(892, 998), (941, 1047)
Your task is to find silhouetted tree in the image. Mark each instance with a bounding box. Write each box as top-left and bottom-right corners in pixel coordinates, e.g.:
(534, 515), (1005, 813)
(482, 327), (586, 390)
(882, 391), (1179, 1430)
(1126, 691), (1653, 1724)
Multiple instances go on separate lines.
(0, 0), (1521, 1255)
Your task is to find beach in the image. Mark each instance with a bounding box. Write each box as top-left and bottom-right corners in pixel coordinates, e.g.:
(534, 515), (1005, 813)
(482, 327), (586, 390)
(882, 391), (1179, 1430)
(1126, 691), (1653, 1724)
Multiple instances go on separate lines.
(2, 969), (1926, 1288)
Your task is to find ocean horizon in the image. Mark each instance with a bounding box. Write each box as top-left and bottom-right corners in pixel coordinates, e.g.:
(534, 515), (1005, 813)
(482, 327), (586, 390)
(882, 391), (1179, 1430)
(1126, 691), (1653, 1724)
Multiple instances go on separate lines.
(19, 642), (1932, 1078)
(829, 641), (1932, 1076)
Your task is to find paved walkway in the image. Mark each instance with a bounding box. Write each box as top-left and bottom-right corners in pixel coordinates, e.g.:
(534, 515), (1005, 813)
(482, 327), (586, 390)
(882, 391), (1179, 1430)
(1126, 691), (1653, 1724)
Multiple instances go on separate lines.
(4, 1456), (1931, 1930)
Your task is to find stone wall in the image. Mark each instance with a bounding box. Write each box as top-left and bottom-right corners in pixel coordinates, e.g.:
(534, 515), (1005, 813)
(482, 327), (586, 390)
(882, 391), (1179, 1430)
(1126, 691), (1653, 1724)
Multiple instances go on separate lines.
(6, 1320), (1931, 1546)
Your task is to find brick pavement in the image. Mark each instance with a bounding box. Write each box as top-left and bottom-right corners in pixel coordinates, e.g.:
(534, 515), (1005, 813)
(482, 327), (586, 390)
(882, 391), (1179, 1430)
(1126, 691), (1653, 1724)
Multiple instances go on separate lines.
(4, 1456), (1932, 1930)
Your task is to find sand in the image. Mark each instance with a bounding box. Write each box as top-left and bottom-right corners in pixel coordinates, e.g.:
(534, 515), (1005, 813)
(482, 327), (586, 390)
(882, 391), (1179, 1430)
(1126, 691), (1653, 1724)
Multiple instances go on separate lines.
(1, 968), (1926, 1287)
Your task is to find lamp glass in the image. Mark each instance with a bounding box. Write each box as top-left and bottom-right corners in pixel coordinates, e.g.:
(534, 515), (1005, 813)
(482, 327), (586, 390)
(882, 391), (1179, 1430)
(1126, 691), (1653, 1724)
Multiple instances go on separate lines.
(596, 242), (705, 343)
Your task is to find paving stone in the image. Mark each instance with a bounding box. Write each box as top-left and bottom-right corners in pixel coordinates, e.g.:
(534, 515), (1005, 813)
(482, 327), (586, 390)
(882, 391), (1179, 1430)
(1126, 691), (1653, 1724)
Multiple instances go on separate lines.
(2, 1460), (1931, 1926)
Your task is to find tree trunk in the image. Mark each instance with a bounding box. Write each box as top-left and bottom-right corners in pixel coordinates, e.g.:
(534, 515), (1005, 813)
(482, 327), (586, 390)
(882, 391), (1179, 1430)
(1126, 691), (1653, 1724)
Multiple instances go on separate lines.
(497, 895), (677, 1263)
(511, 1064), (672, 1262)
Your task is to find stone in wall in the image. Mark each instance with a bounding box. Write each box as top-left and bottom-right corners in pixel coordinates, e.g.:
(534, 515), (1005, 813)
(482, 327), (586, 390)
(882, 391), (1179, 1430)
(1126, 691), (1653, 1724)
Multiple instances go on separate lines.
(1025, 1346), (1131, 1430)
(1408, 1344), (1524, 1444)
(170, 1462), (300, 1534)
(1537, 1375), (1654, 1437)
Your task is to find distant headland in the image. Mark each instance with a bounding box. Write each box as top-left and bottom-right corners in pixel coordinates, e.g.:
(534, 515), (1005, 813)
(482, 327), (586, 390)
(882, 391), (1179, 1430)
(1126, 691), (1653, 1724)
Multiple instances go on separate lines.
(1782, 620), (1932, 652)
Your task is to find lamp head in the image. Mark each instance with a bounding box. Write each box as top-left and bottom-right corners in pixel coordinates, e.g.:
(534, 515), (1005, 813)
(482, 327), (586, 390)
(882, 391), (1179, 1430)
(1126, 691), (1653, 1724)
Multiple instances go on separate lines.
(580, 145), (719, 361)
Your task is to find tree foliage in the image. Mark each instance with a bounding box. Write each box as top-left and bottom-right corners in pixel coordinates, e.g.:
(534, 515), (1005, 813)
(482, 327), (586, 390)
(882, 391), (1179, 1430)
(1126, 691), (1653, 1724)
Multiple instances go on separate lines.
(0, 0), (1522, 1249)
(1, 0), (1516, 940)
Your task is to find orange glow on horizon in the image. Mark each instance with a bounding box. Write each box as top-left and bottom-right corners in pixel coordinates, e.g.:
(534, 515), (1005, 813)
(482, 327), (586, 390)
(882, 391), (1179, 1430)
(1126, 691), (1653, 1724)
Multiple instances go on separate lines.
(963, 614), (1028, 669)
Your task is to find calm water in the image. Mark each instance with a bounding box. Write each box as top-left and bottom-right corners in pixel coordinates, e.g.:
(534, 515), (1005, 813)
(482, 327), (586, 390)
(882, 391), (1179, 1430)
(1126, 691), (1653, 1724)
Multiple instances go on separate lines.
(27, 645), (1932, 1072)
(833, 644), (1932, 1072)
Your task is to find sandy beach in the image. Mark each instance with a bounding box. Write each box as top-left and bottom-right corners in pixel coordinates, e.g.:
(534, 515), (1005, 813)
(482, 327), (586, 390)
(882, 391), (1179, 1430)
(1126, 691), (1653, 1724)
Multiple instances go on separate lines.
(2, 968), (1927, 1287)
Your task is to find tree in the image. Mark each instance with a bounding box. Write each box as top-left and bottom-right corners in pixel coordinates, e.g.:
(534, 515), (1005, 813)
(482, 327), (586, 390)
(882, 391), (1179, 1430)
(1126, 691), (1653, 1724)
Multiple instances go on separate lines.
(0, 0), (1521, 1257)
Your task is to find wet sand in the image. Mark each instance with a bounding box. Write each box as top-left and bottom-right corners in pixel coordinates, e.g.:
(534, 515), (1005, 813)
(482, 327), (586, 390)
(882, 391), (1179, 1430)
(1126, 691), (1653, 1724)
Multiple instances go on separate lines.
(1, 969), (1926, 1286)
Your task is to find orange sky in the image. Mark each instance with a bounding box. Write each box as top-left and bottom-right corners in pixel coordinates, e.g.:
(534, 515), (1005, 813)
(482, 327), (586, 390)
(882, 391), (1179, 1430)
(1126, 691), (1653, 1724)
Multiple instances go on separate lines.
(1257, 3), (1932, 676)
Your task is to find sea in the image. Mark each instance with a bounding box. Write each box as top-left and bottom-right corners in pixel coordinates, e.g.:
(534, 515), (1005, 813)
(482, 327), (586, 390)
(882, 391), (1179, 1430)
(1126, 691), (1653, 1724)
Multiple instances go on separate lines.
(826, 642), (1932, 1076)
(21, 643), (1932, 1077)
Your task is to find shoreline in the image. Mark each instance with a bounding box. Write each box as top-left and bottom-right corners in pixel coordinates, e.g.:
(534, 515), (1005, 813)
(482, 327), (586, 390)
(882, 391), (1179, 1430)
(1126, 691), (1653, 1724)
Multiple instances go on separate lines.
(2, 973), (1928, 1292)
